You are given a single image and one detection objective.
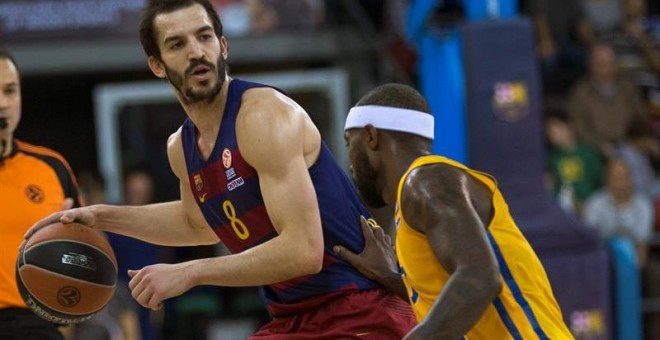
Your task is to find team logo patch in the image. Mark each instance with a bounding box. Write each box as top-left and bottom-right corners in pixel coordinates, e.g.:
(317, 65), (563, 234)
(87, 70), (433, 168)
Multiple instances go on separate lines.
(25, 185), (44, 203)
(222, 148), (232, 169)
(193, 174), (204, 192)
(492, 81), (529, 123)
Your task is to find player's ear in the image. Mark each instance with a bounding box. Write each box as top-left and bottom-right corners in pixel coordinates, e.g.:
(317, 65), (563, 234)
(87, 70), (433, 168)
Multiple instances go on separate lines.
(148, 56), (166, 79)
(365, 124), (379, 150)
(220, 36), (228, 60)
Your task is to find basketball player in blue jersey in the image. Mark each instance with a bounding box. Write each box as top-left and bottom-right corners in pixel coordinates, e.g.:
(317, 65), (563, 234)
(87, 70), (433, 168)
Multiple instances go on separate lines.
(29, 0), (416, 338)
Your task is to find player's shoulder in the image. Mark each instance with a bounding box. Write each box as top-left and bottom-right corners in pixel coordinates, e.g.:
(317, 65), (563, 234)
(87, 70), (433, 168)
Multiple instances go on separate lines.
(401, 162), (474, 208)
(240, 87), (302, 122)
(406, 162), (463, 189)
(166, 127), (186, 176)
(167, 126), (183, 150)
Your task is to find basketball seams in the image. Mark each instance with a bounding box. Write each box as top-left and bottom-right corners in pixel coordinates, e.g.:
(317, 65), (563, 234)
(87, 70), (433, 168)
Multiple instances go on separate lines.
(18, 264), (117, 289)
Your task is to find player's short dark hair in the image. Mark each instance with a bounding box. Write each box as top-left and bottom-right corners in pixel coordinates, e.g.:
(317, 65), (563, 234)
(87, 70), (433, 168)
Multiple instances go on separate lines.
(139, 0), (224, 60)
(0, 48), (19, 72)
(356, 83), (432, 114)
(356, 83), (433, 143)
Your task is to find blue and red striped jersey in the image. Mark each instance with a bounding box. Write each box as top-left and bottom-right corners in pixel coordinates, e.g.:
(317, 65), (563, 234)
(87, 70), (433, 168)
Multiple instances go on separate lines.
(180, 79), (378, 316)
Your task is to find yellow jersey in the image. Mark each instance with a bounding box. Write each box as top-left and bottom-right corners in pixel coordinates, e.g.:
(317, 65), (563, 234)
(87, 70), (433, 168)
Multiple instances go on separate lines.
(0, 140), (82, 309)
(395, 155), (573, 339)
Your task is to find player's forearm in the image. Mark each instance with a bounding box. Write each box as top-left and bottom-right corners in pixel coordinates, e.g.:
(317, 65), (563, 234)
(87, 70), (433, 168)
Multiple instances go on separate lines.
(90, 202), (215, 246)
(412, 268), (501, 338)
(188, 230), (323, 287)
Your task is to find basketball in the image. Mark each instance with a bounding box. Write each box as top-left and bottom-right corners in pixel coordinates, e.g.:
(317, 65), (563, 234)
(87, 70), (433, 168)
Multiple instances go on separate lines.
(15, 222), (118, 324)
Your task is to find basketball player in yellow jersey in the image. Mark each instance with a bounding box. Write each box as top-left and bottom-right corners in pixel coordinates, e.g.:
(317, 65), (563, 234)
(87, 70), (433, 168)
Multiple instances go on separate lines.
(335, 83), (574, 339)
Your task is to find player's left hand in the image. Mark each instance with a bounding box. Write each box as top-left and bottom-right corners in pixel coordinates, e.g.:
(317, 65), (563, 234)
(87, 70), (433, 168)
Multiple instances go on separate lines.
(127, 263), (195, 311)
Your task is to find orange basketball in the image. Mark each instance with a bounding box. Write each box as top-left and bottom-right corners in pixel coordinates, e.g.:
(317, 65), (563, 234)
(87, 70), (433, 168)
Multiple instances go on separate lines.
(15, 222), (117, 324)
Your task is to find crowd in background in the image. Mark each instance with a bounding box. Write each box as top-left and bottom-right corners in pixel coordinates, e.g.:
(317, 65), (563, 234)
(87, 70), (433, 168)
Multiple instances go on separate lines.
(528, 0), (660, 337)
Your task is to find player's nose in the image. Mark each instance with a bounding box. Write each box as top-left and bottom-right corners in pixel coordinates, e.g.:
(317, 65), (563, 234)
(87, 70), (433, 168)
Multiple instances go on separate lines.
(187, 40), (205, 60)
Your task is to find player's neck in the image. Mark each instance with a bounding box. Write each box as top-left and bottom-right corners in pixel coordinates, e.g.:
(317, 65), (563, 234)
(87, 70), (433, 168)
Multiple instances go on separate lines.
(382, 147), (430, 206)
(184, 78), (231, 142)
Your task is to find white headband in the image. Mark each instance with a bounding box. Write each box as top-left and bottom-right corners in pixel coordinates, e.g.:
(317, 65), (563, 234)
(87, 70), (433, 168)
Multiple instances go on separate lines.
(344, 105), (434, 140)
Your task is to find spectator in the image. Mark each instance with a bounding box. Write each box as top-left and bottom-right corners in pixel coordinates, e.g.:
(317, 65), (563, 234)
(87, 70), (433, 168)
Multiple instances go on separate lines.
(545, 109), (604, 214)
(568, 44), (647, 155)
(595, 0), (660, 74)
(584, 157), (654, 267)
(527, 0), (597, 91)
(65, 283), (141, 340)
(583, 0), (622, 38)
(615, 118), (660, 198)
(108, 169), (161, 340)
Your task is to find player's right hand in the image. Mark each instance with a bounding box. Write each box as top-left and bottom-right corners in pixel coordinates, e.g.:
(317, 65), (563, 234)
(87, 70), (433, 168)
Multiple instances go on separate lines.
(24, 205), (96, 239)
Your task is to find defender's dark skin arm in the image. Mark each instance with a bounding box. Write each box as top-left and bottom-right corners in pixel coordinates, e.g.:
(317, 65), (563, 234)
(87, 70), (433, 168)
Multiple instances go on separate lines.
(403, 164), (502, 339)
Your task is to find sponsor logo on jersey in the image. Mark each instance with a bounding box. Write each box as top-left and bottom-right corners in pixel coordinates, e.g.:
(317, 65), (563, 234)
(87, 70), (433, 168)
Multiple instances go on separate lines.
(227, 177), (245, 191)
(225, 168), (236, 180)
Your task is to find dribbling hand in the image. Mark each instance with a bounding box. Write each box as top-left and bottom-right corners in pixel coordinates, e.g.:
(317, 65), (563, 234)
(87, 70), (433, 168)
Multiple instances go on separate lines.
(24, 201), (95, 239)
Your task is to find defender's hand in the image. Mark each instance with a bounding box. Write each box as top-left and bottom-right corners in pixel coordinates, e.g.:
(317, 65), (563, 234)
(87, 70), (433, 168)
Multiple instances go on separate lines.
(333, 216), (399, 283)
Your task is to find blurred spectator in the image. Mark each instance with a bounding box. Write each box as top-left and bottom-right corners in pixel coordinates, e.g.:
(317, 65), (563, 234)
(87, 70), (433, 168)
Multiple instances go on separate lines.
(615, 118), (660, 198)
(527, 0), (597, 92)
(545, 110), (604, 214)
(568, 44), (647, 155)
(212, 0), (324, 37)
(66, 283), (141, 340)
(598, 0), (660, 74)
(124, 169), (154, 206)
(106, 169), (162, 340)
(584, 157), (654, 267)
(583, 0), (622, 38)
(76, 169), (106, 205)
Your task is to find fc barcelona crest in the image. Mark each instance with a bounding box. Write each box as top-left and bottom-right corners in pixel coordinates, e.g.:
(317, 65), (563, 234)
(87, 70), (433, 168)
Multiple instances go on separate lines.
(492, 81), (529, 123)
(193, 174), (204, 192)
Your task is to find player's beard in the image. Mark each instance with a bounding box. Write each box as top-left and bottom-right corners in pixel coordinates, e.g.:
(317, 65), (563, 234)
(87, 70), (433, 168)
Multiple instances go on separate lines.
(352, 148), (386, 208)
(165, 54), (225, 105)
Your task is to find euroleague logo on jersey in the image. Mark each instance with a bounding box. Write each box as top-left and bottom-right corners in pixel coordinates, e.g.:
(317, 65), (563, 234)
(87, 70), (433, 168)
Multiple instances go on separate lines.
(222, 148), (232, 169)
(25, 184), (45, 203)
